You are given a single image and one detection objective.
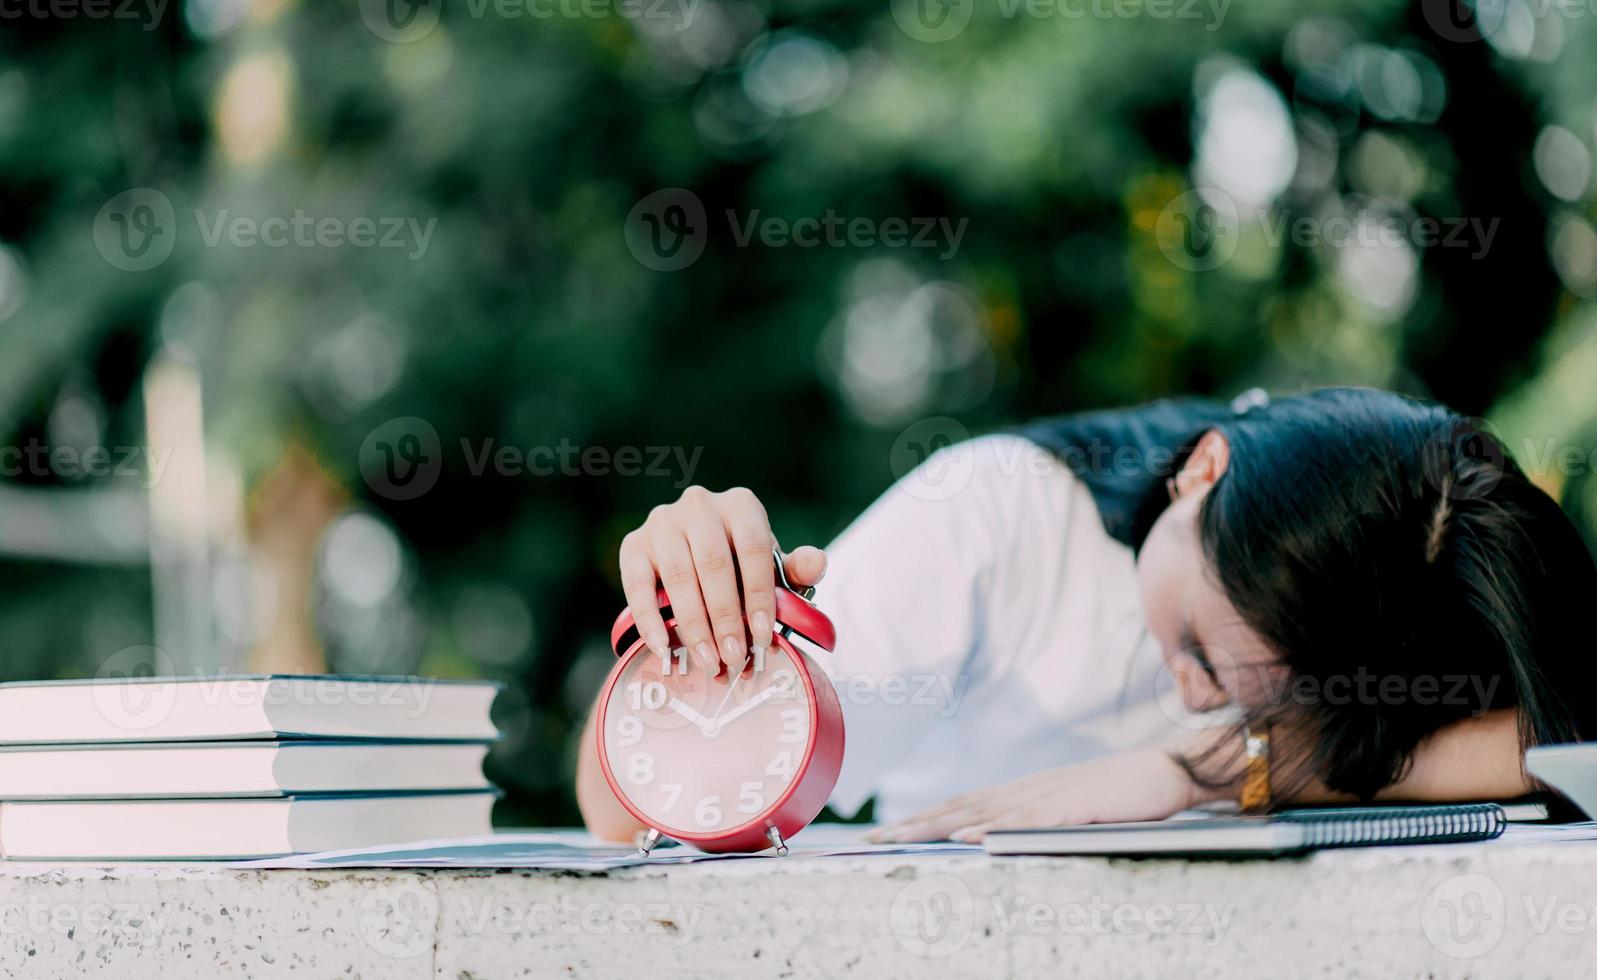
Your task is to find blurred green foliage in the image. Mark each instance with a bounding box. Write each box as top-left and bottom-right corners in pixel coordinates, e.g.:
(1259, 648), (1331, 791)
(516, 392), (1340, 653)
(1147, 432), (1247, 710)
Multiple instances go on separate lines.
(1, 0), (1595, 823)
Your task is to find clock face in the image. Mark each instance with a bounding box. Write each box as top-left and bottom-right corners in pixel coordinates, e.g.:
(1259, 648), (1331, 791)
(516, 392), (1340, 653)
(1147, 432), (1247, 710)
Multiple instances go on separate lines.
(600, 641), (814, 837)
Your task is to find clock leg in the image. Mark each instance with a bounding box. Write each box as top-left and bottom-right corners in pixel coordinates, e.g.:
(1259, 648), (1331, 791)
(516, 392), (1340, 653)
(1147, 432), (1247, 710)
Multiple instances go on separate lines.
(766, 827), (789, 856)
(637, 827), (663, 858)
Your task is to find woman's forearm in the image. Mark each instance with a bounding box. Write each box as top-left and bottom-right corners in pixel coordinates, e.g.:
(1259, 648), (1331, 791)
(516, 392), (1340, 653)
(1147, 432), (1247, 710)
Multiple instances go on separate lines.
(575, 704), (647, 843)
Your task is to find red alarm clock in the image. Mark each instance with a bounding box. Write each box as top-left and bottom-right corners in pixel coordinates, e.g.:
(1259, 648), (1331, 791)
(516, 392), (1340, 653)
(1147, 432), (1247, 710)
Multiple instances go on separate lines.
(596, 549), (842, 855)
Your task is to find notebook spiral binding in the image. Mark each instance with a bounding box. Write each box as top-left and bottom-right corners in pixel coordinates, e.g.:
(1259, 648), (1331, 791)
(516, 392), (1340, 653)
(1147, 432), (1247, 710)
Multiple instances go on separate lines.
(1280, 804), (1507, 850)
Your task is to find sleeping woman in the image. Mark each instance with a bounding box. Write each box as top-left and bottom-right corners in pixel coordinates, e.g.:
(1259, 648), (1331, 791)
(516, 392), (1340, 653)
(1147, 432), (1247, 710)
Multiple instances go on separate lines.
(577, 387), (1597, 842)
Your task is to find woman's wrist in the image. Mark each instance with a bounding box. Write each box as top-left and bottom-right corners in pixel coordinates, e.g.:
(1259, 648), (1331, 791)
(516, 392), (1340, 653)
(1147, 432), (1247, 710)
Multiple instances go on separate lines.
(1162, 726), (1247, 809)
(1125, 744), (1204, 814)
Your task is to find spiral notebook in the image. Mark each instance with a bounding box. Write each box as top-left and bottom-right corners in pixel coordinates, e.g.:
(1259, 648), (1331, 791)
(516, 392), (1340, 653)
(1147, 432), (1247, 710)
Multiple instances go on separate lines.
(983, 804), (1507, 856)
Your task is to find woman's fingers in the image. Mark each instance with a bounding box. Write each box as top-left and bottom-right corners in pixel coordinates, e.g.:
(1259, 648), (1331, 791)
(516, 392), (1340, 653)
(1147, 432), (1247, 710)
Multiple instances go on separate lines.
(868, 805), (960, 841)
(877, 805), (992, 842)
(950, 803), (1055, 842)
(783, 545), (827, 588)
(620, 485), (824, 681)
(684, 498), (747, 676)
(881, 782), (1002, 827)
(881, 797), (1043, 843)
(870, 773), (1065, 842)
(870, 799), (990, 842)
(951, 793), (1099, 842)
(723, 489), (776, 667)
(950, 808), (1043, 843)
(874, 750), (1197, 845)
(618, 531), (670, 657)
(650, 521), (719, 674)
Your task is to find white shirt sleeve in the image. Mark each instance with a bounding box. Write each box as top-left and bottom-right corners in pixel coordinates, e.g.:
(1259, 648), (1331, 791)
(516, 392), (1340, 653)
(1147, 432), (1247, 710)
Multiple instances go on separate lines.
(810, 434), (1073, 817)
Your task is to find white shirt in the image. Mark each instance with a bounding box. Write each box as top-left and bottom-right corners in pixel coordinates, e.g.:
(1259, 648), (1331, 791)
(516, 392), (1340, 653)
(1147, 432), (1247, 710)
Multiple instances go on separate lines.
(808, 434), (1185, 823)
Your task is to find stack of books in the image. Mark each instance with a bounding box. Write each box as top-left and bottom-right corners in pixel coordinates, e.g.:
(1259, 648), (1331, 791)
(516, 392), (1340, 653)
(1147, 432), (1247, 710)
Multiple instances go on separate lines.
(0, 675), (500, 861)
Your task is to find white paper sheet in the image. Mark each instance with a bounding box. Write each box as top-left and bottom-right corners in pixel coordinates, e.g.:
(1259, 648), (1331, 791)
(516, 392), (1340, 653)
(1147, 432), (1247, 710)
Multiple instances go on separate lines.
(1486, 821), (1597, 845)
(231, 825), (980, 869)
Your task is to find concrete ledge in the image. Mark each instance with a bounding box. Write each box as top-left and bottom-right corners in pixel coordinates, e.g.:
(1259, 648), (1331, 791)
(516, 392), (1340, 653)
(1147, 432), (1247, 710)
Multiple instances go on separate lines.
(1, 843), (1593, 977)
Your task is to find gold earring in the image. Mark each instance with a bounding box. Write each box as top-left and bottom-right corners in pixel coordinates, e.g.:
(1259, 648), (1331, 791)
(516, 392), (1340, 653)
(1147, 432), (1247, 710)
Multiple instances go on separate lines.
(1241, 725), (1271, 813)
(1166, 476), (1180, 501)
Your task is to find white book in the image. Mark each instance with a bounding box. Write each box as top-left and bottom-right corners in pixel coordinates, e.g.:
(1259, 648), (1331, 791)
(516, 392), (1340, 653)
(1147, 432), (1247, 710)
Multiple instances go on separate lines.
(0, 675), (499, 744)
(0, 741), (491, 799)
(0, 791), (497, 861)
(1527, 743), (1597, 820)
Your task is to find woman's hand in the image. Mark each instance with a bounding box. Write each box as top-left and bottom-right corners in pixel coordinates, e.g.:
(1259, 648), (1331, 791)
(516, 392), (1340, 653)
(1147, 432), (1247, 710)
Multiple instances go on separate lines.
(619, 486), (827, 678)
(866, 746), (1204, 843)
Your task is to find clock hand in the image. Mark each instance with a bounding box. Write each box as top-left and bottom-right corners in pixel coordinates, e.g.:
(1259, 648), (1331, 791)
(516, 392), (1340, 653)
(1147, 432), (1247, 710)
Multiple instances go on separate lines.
(709, 684), (783, 733)
(666, 697), (715, 735)
(709, 666), (743, 723)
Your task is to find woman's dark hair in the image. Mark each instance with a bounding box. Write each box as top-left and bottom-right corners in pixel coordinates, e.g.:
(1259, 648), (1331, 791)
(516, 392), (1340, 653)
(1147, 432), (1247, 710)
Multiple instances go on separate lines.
(1187, 387), (1597, 801)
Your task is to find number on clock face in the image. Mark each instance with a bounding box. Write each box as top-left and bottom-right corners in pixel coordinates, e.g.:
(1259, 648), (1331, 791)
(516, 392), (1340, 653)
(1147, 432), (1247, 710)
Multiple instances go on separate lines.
(602, 643), (812, 835)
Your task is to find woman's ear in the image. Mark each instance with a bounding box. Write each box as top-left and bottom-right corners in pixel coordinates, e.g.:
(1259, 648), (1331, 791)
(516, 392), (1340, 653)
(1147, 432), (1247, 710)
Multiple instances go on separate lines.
(1174, 429), (1231, 498)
